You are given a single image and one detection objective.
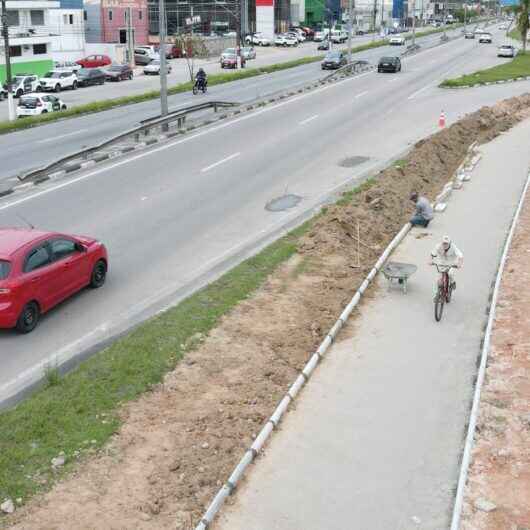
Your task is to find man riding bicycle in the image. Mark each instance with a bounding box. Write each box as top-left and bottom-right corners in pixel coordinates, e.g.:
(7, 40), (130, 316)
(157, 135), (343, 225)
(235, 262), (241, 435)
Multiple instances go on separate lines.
(430, 235), (463, 292)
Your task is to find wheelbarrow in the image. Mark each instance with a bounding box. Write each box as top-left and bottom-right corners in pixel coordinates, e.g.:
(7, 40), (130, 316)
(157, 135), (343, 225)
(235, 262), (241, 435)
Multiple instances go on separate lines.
(381, 261), (418, 293)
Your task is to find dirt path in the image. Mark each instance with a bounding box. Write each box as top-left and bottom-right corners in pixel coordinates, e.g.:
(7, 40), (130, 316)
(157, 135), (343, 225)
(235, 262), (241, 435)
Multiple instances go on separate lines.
(3, 95), (530, 530)
(461, 174), (530, 530)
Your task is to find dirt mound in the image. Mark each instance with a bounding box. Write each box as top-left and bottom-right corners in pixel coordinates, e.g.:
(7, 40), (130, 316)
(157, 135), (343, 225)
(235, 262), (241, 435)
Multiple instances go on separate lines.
(5, 95), (530, 530)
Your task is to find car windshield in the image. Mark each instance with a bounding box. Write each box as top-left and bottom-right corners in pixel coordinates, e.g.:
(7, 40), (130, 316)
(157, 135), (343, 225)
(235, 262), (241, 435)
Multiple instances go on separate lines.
(381, 57), (395, 62)
(44, 72), (61, 78)
(224, 48), (236, 54)
(0, 260), (10, 280)
(326, 52), (340, 59)
(109, 66), (123, 71)
(151, 60), (161, 65)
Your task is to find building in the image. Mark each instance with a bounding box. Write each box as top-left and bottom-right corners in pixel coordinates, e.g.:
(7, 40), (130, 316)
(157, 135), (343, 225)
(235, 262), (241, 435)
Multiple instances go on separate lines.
(48, 0), (87, 61)
(85, 0), (148, 45)
(0, 0), (57, 82)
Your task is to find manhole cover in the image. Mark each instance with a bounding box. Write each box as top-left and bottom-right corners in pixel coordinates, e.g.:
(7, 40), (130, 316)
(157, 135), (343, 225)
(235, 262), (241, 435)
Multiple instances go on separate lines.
(265, 194), (302, 212)
(339, 156), (370, 168)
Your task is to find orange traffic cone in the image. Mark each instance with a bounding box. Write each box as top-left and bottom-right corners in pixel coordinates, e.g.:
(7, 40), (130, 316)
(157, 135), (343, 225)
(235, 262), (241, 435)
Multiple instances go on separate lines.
(439, 110), (446, 128)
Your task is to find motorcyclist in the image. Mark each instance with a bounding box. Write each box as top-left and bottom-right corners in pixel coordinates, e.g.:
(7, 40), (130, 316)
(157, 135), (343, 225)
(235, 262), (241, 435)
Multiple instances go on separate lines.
(430, 235), (463, 292)
(195, 68), (207, 90)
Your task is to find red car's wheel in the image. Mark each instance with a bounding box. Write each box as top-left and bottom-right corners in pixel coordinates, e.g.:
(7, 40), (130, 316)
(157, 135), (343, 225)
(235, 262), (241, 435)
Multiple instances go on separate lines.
(16, 301), (40, 334)
(90, 260), (107, 288)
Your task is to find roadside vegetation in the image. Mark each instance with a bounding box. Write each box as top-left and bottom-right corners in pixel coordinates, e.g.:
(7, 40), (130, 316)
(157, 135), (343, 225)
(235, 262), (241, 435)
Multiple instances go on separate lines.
(440, 51), (530, 87)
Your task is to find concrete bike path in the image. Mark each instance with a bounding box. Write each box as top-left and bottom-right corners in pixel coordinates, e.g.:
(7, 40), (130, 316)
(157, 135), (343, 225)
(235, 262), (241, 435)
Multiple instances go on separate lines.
(214, 119), (530, 530)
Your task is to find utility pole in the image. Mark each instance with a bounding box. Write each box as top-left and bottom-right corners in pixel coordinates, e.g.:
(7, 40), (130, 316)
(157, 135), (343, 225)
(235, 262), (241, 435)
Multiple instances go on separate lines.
(380, 0), (384, 33)
(158, 0), (168, 118)
(411, 0), (416, 45)
(1, 0), (15, 121)
(127, 7), (134, 68)
(347, 0), (353, 62)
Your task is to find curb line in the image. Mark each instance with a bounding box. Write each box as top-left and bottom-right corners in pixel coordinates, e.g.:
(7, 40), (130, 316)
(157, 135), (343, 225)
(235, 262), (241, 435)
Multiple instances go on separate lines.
(442, 75), (530, 90)
(449, 169), (530, 530)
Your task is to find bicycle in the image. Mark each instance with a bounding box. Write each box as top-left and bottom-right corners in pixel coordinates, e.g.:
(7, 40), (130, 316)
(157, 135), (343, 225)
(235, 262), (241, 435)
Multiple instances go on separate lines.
(431, 263), (458, 322)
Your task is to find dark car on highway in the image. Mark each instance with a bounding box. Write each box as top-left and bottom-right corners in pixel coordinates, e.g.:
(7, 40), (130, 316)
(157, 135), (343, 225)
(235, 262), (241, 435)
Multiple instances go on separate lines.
(0, 228), (108, 333)
(321, 50), (347, 70)
(377, 56), (401, 73)
(105, 64), (133, 81)
(77, 68), (106, 86)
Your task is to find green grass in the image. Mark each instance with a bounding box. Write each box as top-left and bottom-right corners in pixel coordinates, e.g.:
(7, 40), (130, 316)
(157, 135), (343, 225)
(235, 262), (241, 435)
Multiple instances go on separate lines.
(440, 51), (530, 87)
(0, 219), (312, 508)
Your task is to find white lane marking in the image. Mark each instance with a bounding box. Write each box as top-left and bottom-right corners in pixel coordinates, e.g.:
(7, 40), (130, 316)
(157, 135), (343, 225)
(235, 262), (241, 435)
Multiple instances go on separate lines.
(201, 152), (240, 172)
(0, 71), (377, 213)
(407, 83), (432, 100)
(299, 114), (319, 125)
(355, 91), (368, 99)
(388, 78), (399, 83)
(36, 129), (88, 144)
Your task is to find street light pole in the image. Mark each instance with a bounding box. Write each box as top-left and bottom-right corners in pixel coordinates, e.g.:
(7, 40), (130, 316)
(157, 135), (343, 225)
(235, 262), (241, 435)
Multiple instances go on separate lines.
(347, 0), (353, 62)
(158, 0), (168, 117)
(1, 0), (15, 121)
(411, 0), (416, 46)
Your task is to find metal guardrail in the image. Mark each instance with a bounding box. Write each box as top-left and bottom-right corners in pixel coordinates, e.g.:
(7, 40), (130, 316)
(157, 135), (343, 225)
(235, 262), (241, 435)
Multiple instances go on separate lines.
(322, 60), (372, 81)
(18, 100), (238, 182)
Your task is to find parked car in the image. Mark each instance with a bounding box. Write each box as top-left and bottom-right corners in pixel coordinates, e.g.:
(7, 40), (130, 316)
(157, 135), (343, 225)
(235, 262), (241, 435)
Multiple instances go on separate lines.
(134, 47), (159, 65)
(299, 26), (315, 40)
(497, 44), (516, 57)
(16, 93), (67, 118)
(388, 34), (405, 45)
(241, 46), (256, 60)
(317, 39), (330, 50)
(330, 30), (347, 43)
(464, 31), (475, 39)
(76, 54), (112, 68)
(40, 70), (78, 92)
(479, 32), (493, 43)
(321, 50), (347, 70)
(53, 60), (82, 72)
(499, 24), (508, 30)
(275, 34), (298, 46)
(143, 60), (172, 75)
(245, 33), (271, 46)
(76, 68), (106, 86)
(11, 74), (41, 98)
(356, 29), (366, 35)
(314, 29), (329, 42)
(220, 53), (238, 69)
(378, 56), (401, 72)
(287, 30), (305, 42)
(0, 227), (108, 333)
(0, 84), (7, 101)
(105, 64), (134, 81)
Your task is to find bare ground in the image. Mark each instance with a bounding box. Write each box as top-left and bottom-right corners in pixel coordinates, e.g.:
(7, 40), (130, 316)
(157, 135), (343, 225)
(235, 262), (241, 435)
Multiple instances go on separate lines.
(461, 171), (530, 530)
(4, 94), (530, 530)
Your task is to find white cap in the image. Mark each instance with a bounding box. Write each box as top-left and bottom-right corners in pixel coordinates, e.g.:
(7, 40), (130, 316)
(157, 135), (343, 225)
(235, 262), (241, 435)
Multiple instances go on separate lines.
(442, 235), (451, 245)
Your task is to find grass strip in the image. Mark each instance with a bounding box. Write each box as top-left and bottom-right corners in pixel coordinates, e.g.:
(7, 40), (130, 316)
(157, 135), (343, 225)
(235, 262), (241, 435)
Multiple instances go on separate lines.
(0, 23), (468, 137)
(440, 51), (530, 87)
(0, 219), (312, 508)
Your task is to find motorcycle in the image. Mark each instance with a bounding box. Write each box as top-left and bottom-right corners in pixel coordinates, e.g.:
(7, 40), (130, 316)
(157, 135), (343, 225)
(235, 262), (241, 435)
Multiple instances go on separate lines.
(193, 78), (207, 94)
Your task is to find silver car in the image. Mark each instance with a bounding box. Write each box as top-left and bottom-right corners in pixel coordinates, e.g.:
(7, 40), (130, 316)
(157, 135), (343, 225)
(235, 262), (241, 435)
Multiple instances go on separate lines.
(241, 46), (256, 60)
(497, 44), (515, 57)
(143, 60), (172, 75)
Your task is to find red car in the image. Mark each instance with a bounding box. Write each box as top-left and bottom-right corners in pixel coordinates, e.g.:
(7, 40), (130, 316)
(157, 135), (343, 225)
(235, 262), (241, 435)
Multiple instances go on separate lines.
(0, 228), (108, 333)
(76, 54), (112, 68)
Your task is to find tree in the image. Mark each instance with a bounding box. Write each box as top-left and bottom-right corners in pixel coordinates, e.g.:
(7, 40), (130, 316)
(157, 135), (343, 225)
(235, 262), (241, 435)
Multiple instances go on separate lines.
(517, 0), (530, 53)
(174, 33), (209, 82)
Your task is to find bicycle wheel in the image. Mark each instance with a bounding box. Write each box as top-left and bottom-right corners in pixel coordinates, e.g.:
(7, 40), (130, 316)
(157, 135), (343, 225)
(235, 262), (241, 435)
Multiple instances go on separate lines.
(434, 293), (444, 322)
(446, 283), (453, 304)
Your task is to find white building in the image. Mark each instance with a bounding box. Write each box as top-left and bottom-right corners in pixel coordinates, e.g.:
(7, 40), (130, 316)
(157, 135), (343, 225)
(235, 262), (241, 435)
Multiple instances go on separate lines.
(48, 0), (86, 62)
(0, 0), (59, 83)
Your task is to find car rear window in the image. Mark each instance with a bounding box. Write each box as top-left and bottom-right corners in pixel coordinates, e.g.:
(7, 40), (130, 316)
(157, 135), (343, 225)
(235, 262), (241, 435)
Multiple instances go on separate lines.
(0, 260), (10, 280)
(18, 97), (38, 108)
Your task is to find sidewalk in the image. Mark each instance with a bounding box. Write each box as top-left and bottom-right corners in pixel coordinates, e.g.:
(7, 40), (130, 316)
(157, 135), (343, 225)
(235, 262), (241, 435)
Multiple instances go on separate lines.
(461, 172), (530, 528)
(214, 119), (530, 530)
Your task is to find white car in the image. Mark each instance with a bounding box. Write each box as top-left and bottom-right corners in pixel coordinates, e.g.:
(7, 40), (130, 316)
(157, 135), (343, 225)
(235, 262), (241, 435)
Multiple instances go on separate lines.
(143, 60), (172, 75)
(53, 60), (82, 73)
(245, 33), (271, 46)
(499, 24), (508, 30)
(275, 34), (298, 46)
(287, 30), (305, 42)
(479, 33), (493, 43)
(16, 93), (67, 118)
(388, 34), (406, 45)
(11, 74), (42, 98)
(40, 70), (78, 92)
(497, 44), (516, 57)
(314, 31), (327, 42)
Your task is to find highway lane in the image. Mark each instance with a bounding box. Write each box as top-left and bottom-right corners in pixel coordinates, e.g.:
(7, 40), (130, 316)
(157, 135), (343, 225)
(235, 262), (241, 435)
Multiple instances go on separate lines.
(1, 24), (525, 406)
(0, 28), (467, 181)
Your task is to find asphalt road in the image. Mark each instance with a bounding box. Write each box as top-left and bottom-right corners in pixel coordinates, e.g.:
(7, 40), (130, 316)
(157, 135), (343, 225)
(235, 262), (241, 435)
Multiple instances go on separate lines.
(1, 24), (527, 407)
(0, 26), (477, 181)
(214, 118), (530, 530)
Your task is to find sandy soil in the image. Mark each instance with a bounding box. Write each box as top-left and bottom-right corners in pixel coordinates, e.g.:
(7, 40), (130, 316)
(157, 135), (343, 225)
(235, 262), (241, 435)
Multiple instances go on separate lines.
(3, 94), (530, 530)
(461, 171), (530, 530)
